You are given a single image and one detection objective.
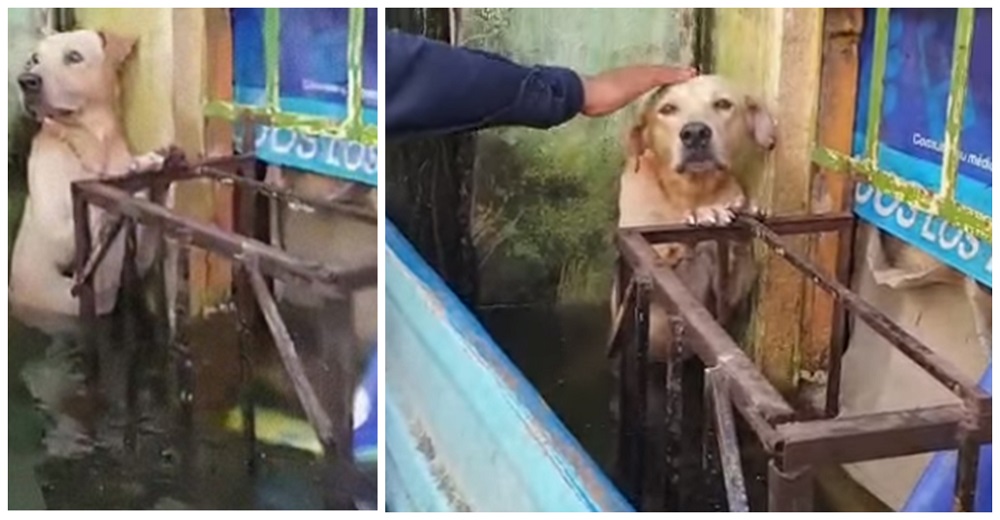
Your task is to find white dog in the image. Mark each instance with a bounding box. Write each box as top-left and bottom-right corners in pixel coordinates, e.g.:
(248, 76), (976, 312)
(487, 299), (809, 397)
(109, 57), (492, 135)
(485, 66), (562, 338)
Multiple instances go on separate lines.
(10, 29), (173, 326)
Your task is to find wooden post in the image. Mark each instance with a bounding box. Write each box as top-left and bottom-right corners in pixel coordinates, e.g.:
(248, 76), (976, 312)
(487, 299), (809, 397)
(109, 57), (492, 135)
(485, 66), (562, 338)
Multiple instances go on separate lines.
(712, 8), (825, 394)
(802, 9), (863, 413)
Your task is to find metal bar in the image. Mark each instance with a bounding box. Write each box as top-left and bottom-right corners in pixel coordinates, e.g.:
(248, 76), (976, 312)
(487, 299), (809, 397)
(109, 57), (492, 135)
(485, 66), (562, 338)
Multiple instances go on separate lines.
(631, 277), (651, 505)
(617, 230), (796, 424)
(606, 279), (635, 358)
(865, 8), (890, 162)
(71, 185), (96, 320)
(738, 215), (987, 402)
(102, 153), (255, 192)
(663, 315), (685, 510)
(615, 273), (637, 503)
(71, 215), (125, 296)
(707, 371), (750, 513)
(200, 166), (378, 224)
(714, 238), (729, 323)
(825, 220), (855, 417)
(777, 404), (991, 469)
(954, 417), (981, 512)
(122, 219), (140, 453)
(630, 212), (855, 244)
(812, 147), (991, 242)
(940, 8), (975, 205)
(74, 181), (376, 293)
(234, 117), (260, 472)
(172, 235), (194, 427)
(248, 267), (335, 444)
(767, 460), (814, 512)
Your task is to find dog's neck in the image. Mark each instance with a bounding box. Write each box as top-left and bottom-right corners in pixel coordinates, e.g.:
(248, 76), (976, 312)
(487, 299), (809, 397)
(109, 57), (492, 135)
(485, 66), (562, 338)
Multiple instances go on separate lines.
(43, 105), (128, 176)
(61, 105), (126, 142)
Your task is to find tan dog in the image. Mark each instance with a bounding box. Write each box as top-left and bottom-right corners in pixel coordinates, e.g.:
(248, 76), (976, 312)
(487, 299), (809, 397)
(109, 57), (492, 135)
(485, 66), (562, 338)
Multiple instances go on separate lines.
(10, 30), (171, 325)
(614, 75), (776, 360)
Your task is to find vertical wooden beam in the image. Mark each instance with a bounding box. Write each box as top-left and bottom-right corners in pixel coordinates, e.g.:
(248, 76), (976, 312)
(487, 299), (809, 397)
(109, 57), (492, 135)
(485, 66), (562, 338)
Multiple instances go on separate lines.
(801, 9), (863, 395)
(204, 7), (235, 309)
(713, 8), (824, 394)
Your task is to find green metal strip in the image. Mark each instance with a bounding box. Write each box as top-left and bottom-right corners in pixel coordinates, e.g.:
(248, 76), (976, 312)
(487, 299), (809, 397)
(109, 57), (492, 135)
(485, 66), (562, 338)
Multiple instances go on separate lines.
(812, 147), (991, 242)
(939, 8), (974, 204)
(204, 100), (377, 146)
(264, 8), (281, 111)
(865, 8), (890, 162)
(346, 8), (365, 132)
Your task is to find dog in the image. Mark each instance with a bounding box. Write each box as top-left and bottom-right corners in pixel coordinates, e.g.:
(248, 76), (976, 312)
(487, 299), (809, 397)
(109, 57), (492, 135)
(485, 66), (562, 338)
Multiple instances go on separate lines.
(10, 29), (175, 326)
(612, 74), (776, 361)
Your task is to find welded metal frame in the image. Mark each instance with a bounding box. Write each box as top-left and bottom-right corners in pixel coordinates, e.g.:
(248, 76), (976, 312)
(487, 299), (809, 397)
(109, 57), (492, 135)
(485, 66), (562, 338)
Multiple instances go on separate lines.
(70, 127), (377, 509)
(611, 212), (991, 512)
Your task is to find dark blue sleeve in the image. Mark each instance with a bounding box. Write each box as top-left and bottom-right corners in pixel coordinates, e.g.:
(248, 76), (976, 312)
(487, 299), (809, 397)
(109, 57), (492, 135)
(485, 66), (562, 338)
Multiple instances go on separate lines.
(386, 31), (585, 138)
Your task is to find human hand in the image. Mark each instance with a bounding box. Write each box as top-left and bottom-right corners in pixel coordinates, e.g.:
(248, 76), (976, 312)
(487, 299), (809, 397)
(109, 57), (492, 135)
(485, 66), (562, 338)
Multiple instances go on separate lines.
(580, 65), (698, 117)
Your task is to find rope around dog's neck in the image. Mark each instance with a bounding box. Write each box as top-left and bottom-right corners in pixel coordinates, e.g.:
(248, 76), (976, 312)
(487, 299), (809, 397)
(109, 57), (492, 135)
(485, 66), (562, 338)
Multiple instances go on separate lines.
(42, 118), (109, 176)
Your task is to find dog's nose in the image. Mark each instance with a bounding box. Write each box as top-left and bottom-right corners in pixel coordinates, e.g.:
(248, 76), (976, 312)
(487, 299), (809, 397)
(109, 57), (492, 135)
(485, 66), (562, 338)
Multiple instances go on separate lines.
(18, 73), (42, 93)
(680, 122), (712, 149)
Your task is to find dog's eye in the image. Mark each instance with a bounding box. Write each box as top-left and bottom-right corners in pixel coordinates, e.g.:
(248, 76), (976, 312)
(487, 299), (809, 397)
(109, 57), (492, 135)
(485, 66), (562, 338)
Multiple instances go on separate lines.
(65, 50), (84, 65)
(713, 99), (733, 111)
(659, 103), (678, 116)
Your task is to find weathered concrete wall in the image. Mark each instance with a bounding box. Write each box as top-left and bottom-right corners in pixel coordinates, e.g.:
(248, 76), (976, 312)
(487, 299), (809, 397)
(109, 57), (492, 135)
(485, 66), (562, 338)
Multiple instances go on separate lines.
(460, 8), (697, 306)
(8, 9), (44, 256)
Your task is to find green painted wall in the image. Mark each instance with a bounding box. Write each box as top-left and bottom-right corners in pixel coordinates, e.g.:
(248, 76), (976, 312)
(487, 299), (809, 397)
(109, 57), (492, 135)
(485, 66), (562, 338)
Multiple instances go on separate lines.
(460, 8), (696, 305)
(8, 8), (44, 257)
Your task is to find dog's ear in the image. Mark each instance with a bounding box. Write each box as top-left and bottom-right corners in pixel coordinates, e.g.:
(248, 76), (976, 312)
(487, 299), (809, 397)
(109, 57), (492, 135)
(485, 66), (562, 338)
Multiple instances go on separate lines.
(624, 118), (649, 173)
(745, 96), (776, 151)
(98, 31), (136, 69)
(625, 119), (646, 159)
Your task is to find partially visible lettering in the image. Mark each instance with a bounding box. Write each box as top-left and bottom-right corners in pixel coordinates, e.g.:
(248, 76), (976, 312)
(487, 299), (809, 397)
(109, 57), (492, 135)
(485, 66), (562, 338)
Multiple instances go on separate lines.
(855, 183), (991, 287)
(253, 125), (377, 185)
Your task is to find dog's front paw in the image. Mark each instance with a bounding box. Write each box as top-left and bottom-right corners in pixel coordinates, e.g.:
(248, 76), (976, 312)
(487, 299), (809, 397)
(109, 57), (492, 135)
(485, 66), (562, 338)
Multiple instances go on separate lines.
(685, 205), (736, 227)
(128, 146), (187, 174)
(128, 152), (165, 174)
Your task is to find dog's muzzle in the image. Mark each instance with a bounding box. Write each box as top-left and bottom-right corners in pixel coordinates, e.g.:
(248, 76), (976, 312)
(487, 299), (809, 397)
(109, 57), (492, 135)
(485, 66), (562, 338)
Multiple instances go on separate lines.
(677, 122), (720, 173)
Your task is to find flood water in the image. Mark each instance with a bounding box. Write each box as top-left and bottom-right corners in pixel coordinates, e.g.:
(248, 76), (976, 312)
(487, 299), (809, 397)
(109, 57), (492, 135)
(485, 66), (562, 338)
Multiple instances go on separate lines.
(8, 306), (373, 510)
(478, 304), (617, 476)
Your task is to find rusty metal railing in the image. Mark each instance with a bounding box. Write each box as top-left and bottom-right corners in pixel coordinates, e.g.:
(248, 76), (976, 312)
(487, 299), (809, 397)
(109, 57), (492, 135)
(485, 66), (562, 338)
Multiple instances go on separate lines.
(610, 213), (991, 512)
(70, 119), (377, 509)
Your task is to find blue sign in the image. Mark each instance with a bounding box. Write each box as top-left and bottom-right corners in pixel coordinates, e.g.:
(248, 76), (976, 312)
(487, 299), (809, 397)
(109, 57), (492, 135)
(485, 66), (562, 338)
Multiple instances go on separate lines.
(232, 8), (378, 186)
(853, 8), (992, 286)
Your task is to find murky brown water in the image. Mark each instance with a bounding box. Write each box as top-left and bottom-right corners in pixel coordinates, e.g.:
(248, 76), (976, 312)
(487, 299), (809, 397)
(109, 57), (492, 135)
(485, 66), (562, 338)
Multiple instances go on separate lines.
(8, 305), (374, 510)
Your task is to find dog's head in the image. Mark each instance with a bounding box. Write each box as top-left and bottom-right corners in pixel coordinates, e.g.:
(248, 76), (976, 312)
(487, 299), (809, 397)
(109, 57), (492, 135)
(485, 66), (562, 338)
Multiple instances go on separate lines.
(627, 74), (775, 175)
(18, 29), (135, 121)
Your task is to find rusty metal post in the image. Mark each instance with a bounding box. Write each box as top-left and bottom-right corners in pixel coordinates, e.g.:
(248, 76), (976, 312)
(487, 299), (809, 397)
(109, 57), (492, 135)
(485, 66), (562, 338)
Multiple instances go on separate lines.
(953, 417), (981, 511)
(173, 236), (195, 430)
(315, 289), (364, 509)
(825, 220), (856, 417)
(71, 184), (100, 386)
(122, 219), (140, 453)
(631, 277), (651, 507)
(714, 239), (730, 323)
(72, 185), (96, 320)
(615, 277), (637, 503)
(234, 114), (260, 471)
(706, 370), (750, 512)
(767, 459), (814, 512)
(663, 315), (686, 510)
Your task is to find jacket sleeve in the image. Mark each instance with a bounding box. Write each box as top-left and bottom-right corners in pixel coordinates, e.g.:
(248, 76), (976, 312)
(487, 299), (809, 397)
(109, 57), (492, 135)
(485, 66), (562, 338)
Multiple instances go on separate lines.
(386, 30), (585, 138)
